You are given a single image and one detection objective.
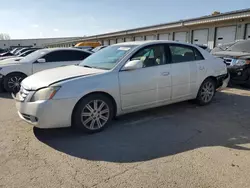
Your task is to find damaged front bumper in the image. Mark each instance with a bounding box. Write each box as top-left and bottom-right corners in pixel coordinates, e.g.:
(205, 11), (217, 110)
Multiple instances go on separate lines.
(217, 73), (230, 91)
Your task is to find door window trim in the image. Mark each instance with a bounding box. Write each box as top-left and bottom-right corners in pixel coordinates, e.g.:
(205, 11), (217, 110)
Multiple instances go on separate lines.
(120, 44), (169, 71)
(167, 43), (204, 64)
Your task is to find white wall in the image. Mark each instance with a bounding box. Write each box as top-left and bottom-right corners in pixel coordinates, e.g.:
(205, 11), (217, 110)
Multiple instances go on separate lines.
(0, 37), (79, 49)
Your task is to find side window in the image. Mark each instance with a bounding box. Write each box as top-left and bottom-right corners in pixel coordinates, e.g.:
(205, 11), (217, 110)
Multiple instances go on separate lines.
(131, 45), (166, 68)
(42, 51), (66, 62)
(67, 51), (91, 61)
(169, 45), (195, 63)
(193, 48), (204, 60)
(42, 50), (90, 62)
(78, 51), (91, 60)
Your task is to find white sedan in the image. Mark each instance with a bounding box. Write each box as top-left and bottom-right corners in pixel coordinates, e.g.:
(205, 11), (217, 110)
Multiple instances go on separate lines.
(14, 41), (229, 133)
(0, 48), (92, 92)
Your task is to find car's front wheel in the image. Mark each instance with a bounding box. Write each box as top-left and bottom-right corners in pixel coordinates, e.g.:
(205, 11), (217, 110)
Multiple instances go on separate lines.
(72, 94), (114, 133)
(196, 78), (216, 105)
(3, 73), (26, 93)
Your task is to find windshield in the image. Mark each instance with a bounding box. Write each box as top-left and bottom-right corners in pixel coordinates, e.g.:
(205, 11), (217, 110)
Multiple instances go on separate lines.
(19, 49), (49, 63)
(79, 45), (136, 70)
(226, 40), (250, 53)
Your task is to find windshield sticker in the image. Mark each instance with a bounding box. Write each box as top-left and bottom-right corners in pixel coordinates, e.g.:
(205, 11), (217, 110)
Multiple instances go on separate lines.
(118, 47), (131, 51)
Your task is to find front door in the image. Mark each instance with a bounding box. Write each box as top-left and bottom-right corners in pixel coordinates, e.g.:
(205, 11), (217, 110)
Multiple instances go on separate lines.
(119, 44), (168, 110)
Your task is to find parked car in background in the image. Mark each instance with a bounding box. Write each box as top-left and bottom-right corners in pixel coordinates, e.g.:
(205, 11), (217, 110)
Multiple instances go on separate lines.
(74, 46), (93, 51)
(210, 41), (237, 54)
(91, 45), (107, 53)
(0, 48), (5, 53)
(0, 51), (14, 57)
(195, 44), (211, 52)
(0, 49), (39, 61)
(18, 49), (38, 57)
(0, 48), (40, 61)
(14, 48), (29, 56)
(14, 41), (229, 133)
(212, 40), (250, 87)
(10, 48), (20, 54)
(74, 41), (101, 48)
(0, 48), (92, 92)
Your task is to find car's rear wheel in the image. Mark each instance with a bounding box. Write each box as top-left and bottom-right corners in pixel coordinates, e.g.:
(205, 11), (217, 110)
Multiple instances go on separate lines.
(72, 94), (114, 133)
(3, 73), (26, 93)
(196, 78), (216, 105)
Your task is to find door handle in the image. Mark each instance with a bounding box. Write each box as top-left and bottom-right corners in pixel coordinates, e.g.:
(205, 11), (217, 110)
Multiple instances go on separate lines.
(161, 72), (170, 76)
(199, 66), (205, 70)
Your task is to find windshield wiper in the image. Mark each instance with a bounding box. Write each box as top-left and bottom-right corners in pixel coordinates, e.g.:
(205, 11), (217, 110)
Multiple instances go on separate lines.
(82, 65), (94, 68)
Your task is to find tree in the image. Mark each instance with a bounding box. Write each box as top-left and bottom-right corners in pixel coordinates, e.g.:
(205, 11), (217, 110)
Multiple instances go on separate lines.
(0, 33), (11, 40)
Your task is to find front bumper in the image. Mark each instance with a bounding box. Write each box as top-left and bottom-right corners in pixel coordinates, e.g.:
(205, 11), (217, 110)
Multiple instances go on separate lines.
(216, 73), (230, 90)
(227, 65), (250, 84)
(14, 94), (79, 129)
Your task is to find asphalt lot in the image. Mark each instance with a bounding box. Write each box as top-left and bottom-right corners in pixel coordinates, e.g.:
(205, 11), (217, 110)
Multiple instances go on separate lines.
(1, 88), (250, 188)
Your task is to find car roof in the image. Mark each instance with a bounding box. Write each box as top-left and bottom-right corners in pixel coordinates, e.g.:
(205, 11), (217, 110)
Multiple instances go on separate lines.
(113, 40), (198, 48)
(42, 47), (92, 53)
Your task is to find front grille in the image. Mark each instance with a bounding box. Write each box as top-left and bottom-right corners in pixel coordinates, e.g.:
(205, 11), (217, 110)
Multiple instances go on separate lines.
(223, 58), (233, 66)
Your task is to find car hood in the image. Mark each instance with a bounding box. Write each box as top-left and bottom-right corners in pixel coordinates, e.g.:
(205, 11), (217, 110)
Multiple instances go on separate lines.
(0, 58), (23, 66)
(213, 51), (250, 59)
(22, 65), (107, 90)
(0, 56), (15, 60)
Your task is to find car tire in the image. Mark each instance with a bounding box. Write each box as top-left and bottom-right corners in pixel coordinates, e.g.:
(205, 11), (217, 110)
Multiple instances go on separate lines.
(72, 94), (114, 133)
(196, 78), (216, 106)
(3, 73), (26, 93)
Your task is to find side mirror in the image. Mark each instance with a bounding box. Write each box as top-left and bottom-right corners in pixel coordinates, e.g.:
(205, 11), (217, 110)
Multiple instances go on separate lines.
(121, 60), (143, 71)
(37, 58), (46, 63)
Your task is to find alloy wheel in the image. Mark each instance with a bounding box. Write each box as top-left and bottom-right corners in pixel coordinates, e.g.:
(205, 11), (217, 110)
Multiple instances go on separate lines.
(81, 100), (110, 130)
(7, 76), (22, 92)
(200, 81), (214, 103)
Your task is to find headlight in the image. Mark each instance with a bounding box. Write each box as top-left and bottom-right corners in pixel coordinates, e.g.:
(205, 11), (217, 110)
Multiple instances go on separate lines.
(30, 86), (61, 102)
(233, 59), (250, 66)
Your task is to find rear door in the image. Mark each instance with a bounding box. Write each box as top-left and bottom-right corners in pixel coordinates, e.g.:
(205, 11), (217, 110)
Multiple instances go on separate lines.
(32, 50), (90, 73)
(168, 44), (198, 100)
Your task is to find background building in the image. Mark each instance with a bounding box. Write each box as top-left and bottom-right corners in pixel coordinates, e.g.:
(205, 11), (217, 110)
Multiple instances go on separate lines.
(1, 9), (250, 50)
(0, 37), (83, 49)
(46, 8), (250, 49)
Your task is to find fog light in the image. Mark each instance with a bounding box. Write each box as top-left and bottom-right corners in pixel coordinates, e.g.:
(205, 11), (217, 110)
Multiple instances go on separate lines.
(30, 116), (38, 122)
(237, 72), (242, 76)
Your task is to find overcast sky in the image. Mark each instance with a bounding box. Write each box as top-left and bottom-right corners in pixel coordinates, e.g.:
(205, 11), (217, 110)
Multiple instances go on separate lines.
(0, 0), (249, 39)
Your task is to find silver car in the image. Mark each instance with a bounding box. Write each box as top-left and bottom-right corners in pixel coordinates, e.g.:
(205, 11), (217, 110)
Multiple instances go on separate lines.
(14, 41), (229, 133)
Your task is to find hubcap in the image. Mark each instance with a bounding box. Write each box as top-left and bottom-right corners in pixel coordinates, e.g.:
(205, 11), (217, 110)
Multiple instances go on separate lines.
(200, 82), (214, 103)
(7, 76), (22, 92)
(81, 100), (110, 130)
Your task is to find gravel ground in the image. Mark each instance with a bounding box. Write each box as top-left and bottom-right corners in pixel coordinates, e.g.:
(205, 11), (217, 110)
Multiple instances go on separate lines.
(1, 88), (250, 188)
